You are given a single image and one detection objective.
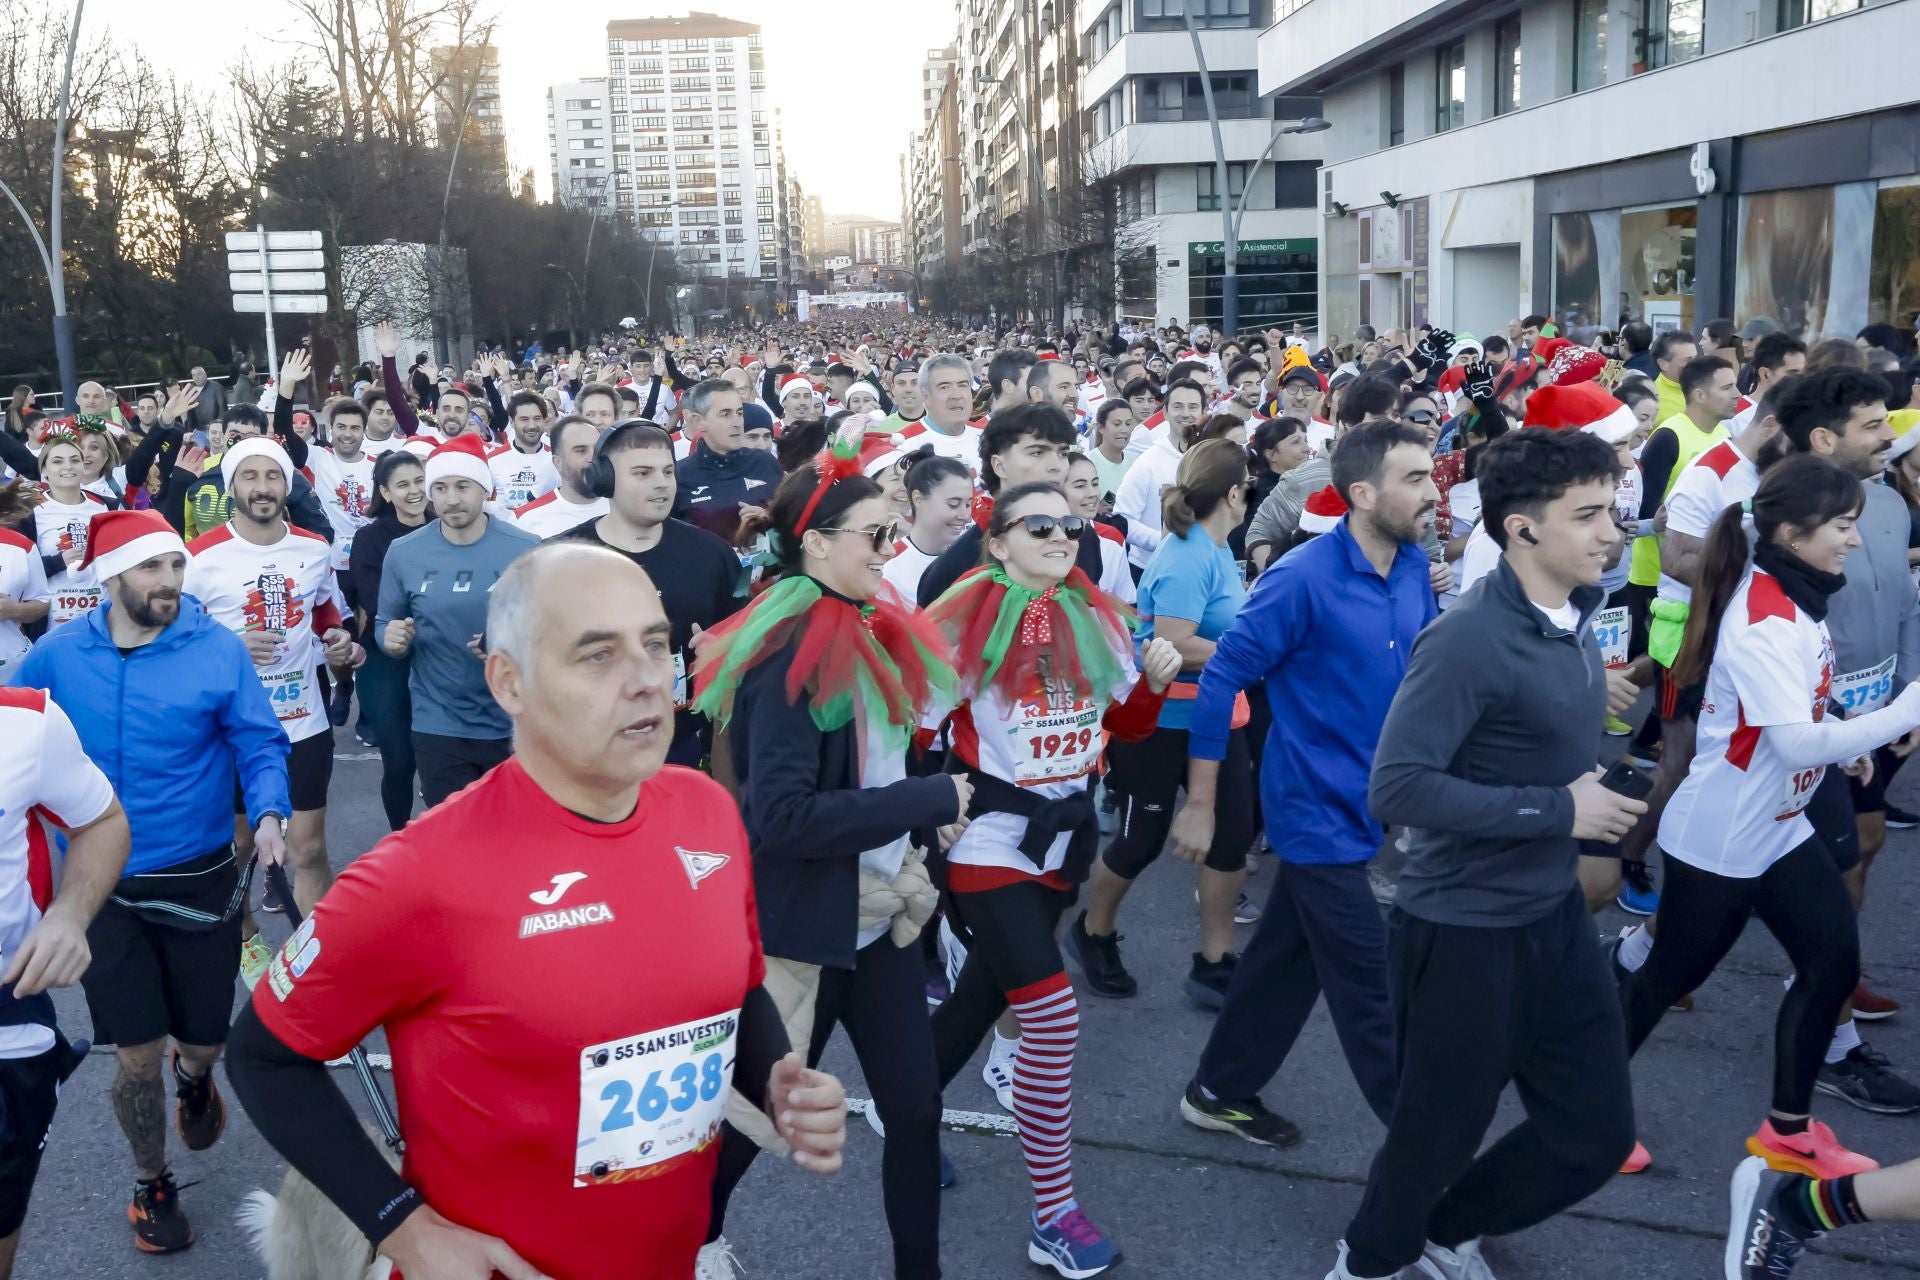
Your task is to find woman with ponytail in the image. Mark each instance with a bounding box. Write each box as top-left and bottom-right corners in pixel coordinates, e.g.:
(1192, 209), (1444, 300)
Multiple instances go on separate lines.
(1071, 438), (1259, 1009)
(692, 420), (966, 1280)
(1620, 454), (1920, 1178)
(923, 481), (1179, 1278)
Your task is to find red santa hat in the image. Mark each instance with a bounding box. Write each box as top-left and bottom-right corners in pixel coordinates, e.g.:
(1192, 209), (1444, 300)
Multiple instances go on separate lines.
(778, 373), (815, 402)
(1298, 485), (1348, 535)
(78, 509), (185, 582)
(1525, 382), (1637, 445)
(859, 434), (905, 478)
(424, 433), (494, 494)
(1546, 344), (1607, 386)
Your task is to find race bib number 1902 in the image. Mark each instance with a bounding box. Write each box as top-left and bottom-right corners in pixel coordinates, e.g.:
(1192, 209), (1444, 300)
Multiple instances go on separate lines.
(574, 1009), (738, 1186)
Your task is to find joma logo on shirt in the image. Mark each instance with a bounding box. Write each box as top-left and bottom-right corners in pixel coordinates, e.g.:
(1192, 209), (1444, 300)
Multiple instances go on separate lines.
(518, 901), (615, 938)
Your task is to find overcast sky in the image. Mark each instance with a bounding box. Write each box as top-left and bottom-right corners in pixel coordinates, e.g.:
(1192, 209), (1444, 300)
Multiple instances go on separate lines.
(82, 0), (954, 220)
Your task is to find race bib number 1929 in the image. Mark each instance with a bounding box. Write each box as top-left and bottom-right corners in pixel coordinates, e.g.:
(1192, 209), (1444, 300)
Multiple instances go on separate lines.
(574, 1009), (738, 1186)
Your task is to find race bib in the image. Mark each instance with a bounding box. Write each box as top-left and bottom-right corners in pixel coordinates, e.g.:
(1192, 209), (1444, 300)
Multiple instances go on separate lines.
(1777, 764), (1824, 823)
(50, 586), (101, 627)
(574, 1010), (738, 1187)
(1833, 656), (1895, 716)
(262, 667), (309, 723)
(1011, 695), (1102, 786)
(673, 649), (689, 711)
(1590, 605), (1630, 670)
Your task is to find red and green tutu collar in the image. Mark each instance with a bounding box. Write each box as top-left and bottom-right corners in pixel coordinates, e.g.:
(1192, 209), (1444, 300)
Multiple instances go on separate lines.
(925, 564), (1136, 705)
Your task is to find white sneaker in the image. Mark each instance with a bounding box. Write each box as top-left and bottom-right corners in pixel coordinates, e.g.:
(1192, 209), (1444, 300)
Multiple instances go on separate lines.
(982, 1042), (1017, 1112)
(695, 1237), (745, 1280)
(1414, 1238), (1496, 1280)
(865, 1101), (885, 1138)
(939, 914), (967, 992)
(1326, 1239), (1402, 1279)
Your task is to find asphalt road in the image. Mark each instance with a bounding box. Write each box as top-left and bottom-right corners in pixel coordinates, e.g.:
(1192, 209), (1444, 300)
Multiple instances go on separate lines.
(19, 712), (1920, 1280)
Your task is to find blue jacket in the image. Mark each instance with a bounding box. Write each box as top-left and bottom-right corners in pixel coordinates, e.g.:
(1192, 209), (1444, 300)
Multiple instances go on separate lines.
(1189, 518), (1436, 865)
(9, 595), (291, 874)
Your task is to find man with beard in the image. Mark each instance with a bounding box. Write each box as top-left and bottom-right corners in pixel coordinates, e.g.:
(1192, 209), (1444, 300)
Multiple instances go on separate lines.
(486, 390), (559, 511)
(1161, 423), (1438, 1151)
(554, 422), (742, 767)
(511, 415), (608, 539)
(308, 399), (377, 575)
(378, 435), (537, 806)
(12, 508), (288, 1255)
(375, 322), (479, 444)
(185, 438), (354, 921)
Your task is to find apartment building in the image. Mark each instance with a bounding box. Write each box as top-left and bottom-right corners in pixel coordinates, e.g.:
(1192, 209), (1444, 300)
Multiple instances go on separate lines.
(904, 47), (964, 280)
(1079, 0), (1326, 329)
(1263, 0), (1920, 344)
(432, 46), (508, 189)
(548, 13), (787, 292)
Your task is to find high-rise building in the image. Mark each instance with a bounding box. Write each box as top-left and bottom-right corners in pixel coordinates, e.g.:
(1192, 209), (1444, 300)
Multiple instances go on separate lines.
(905, 46), (962, 281)
(803, 193), (826, 266)
(549, 13), (786, 292)
(1078, 1), (1324, 330)
(432, 46), (508, 190)
(1263, 0), (1920, 345)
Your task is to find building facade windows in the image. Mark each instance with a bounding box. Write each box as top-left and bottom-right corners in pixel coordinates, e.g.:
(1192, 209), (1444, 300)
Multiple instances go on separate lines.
(1135, 0), (1255, 31)
(1494, 14), (1523, 116)
(1778, 0), (1859, 29)
(1434, 40), (1466, 133)
(1641, 0), (1705, 70)
(1196, 161), (1247, 212)
(1388, 63), (1405, 146)
(1573, 0), (1609, 91)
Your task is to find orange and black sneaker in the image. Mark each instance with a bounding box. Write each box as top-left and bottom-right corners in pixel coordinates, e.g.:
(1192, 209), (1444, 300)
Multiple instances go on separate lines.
(129, 1170), (194, 1253)
(172, 1051), (225, 1151)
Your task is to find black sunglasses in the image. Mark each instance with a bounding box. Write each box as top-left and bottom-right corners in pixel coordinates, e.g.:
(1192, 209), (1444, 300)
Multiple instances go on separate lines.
(1404, 409), (1437, 424)
(1007, 514), (1089, 541)
(818, 519), (901, 552)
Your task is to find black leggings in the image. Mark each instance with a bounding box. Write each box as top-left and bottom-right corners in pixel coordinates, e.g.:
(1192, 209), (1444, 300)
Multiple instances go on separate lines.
(931, 878), (1075, 1081)
(1102, 725), (1255, 877)
(707, 937), (942, 1280)
(1621, 836), (1859, 1116)
(355, 646), (415, 830)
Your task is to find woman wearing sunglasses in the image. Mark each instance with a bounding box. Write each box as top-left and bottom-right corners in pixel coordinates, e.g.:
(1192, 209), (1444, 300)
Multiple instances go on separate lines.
(692, 423), (968, 1280)
(1072, 440), (1259, 1010)
(924, 482), (1179, 1279)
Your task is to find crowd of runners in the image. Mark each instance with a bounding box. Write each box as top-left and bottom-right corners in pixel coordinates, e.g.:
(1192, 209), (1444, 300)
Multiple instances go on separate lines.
(3, 305), (1920, 1279)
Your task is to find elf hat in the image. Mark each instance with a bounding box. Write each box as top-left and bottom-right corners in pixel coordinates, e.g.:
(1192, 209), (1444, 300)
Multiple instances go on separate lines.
(1299, 484), (1348, 535)
(79, 509), (185, 582)
(1525, 382), (1636, 445)
(424, 433), (494, 494)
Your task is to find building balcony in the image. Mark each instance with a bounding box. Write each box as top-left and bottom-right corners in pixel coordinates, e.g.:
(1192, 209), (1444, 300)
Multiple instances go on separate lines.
(1079, 28), (1261, 106)
(1257, 0), (1456, 96)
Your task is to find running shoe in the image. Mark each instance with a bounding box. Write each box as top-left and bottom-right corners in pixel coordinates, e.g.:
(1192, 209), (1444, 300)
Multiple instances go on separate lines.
(1852, 980), (1899, 1021)
(982, 1043), (1017, 1112)
(1028, 1204), (1122, 1278)
(1885, 802), (1920, 830)
(1618, 1141), (1651, 1174)
(1815, 1043), (1920, 1114)
(1617, 863), (1659, 917)
(1325, 1240), (1387, 1280)
(862, 1107), (957, 1187)
(1724, 1157), (1816, 1280)
(172, 1051), (226, 1151)
(1180, 1080), (1302, 1147)
(129, 1170), (194, 1253)
(238, 933), (273, 992)
(1414, 1237), (1498, 1279)
(259, 872), (287, 915)
(1603, 714), (1633, 737)
(1625, 749), (1660, 771)
(1195, 887), (1261, 924)
(694, 1237), (744, 1279)
(1185, 951), (1238, 1011)
(1067, 911), (1136, 998)
(1745, 1117), (1879, 1178)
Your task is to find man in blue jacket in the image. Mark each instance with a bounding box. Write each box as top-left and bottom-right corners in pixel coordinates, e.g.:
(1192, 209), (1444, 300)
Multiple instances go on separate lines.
(671, 380), (782, 543)
(9, 509), (290, 1257)
(1163, 421), (1439, 1148)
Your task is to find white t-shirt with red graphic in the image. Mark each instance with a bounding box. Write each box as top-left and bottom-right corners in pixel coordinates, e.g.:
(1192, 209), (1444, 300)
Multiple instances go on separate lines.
(308, 448), (377, 571)
(184, 522), (345, 744)
(486, 442), (559, 511)
(1656, 438), (1761, 608)
(0, 688), (116, 1056)
(0, 528), (50, 679)
(1658, 568), (1834, 878)
(510, 491), (608, 540)
(891, 421), (983, 476)
(33, 492), (110, 627)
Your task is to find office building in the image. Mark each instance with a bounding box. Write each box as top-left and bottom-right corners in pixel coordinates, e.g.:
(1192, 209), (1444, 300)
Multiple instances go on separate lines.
(433, 46), (508, 189)
(905, 46), (963, 280)
(1264, 0), (1920, 343)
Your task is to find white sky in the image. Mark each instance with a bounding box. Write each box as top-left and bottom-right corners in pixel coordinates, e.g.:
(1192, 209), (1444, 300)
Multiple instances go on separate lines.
(79, 0), (954, 220)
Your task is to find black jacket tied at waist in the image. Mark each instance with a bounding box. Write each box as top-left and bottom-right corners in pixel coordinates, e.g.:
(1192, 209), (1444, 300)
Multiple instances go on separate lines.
(963, 769), (1100, 884)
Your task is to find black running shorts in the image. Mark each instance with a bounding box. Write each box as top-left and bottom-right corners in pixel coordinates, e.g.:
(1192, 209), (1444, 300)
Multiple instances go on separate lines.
(233, 730), (333, 816)
(0, 1040), (74, 1236)
(80, 851), (245, 1048)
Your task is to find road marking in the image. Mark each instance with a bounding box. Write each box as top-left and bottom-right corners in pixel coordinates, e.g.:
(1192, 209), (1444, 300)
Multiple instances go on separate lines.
(333, 752), (382, 761)
(323, 1056), (1018, 1137)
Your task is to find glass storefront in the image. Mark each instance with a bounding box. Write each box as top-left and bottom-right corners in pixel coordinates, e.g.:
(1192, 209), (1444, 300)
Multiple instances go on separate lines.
(1188, 238), (1318, 331)
(1551, 201), (1697, 341)
(1735, 180), (1879, 340)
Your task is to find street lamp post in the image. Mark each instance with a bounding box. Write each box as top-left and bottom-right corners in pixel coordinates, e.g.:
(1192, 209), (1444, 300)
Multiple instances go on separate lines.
(1179, 8), (1327, 337)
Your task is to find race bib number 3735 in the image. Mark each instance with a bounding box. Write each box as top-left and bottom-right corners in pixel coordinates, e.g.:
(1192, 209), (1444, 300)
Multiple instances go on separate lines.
(574, 1009), (738, 1187)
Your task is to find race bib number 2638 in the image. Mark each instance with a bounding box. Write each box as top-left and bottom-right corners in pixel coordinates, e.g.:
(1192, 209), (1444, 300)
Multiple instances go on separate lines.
(574, 1009), (737, 1187)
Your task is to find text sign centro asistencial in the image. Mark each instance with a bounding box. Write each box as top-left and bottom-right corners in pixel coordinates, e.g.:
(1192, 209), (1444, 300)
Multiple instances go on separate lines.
(1188, 238), (1317, 256)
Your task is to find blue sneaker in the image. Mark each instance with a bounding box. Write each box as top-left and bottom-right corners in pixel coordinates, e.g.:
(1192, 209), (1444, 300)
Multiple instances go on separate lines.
(1028, 1204), (1122, 1278)
(1617, 871), (1659, 917)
